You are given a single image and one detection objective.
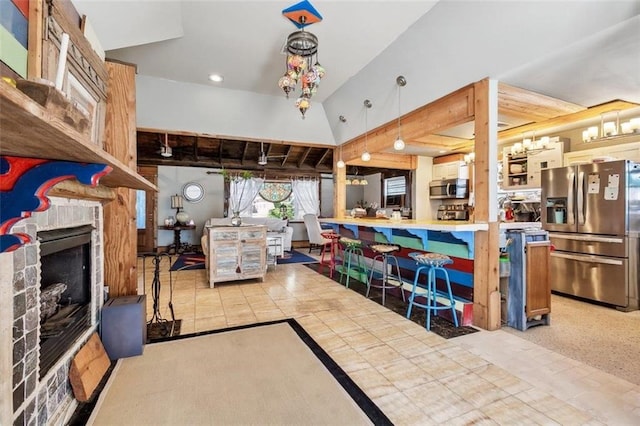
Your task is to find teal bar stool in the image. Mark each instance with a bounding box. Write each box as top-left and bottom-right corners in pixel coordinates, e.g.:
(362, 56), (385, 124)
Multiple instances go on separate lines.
(367, 244), (406, 306)
(338, 237), (368, 288)
(406, 252), (459, 331)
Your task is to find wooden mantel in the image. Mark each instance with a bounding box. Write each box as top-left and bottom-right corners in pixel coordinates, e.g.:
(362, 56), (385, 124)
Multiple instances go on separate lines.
(0, 81), (156, 192)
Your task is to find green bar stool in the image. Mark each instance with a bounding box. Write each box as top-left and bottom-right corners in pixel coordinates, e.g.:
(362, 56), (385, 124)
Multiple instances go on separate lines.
(338, 237), (368, 288)
(367, 244), (406, 306)
(406, 252), (459, 331)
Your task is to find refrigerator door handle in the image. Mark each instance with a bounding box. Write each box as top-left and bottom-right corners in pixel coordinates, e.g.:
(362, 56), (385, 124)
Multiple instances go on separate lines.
(551, 252), (623, 266)
(577, 171), (585, 225)
(550, 233), (624, 244)
(567, 172), (575, 225)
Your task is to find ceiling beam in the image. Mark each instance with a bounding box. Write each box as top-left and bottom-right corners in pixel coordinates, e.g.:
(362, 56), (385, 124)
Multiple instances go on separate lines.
(341, 84), (475, 164)
(298, 147), (311, 168)
(194, 136), (199, 162)
(497, 82), (585, 122)
(241, 141), (249, 165)
(498, 100), (639, 142)
(317, 148), (331, 167)
(281, 145), (293, 166)
(347, 153), (416, 170)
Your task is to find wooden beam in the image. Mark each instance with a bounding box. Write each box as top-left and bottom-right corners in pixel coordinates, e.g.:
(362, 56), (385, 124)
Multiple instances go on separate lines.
(27, 0), (43, 79)
(341, 84), (475, 162)
(498, 100), (639, 141)
(50, 181), (116, 202)
(348, 153), (416, 170)
(317, 148), (331, 167)
(298, 147), (312, 168)
(281, 145), (293, 166)
(498, 82), (585, 122)
(194, 136), (199, 162)
(241, 141), (249, 165)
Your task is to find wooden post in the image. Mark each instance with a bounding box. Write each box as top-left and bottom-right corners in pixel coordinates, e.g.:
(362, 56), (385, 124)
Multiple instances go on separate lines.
(103, 61), (138, 297)
(334, 153), (346, 218)
(473, 78), (501, 331)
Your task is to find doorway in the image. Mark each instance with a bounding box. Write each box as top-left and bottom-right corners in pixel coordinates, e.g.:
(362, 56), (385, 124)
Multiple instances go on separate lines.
(137, 166), (158, 252)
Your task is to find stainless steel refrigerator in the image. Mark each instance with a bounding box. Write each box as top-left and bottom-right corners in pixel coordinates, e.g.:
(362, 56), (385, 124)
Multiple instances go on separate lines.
(541, 160), (640, 310)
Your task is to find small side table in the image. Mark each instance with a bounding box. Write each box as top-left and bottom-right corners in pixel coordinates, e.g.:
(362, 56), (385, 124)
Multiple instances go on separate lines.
(160, 224), (196, 254)
(266, 236), (283, 270)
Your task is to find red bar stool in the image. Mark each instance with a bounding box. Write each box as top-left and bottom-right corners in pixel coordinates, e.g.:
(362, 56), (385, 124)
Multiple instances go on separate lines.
(320, 231), (342, 278)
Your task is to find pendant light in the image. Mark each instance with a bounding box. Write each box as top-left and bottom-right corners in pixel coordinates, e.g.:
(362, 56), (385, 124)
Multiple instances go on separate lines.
(394, 76), (406, 151)
(361, 99), (372, 162)
(336, 144), (345, 168)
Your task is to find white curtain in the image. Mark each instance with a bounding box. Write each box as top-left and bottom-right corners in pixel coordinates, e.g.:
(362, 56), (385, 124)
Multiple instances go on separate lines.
(229, 177), (264, 216)
(291, 178), (319, 220)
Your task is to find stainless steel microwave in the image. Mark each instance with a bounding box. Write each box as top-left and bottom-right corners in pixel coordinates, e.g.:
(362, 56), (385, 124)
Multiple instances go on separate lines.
(429, 178), (469, 199)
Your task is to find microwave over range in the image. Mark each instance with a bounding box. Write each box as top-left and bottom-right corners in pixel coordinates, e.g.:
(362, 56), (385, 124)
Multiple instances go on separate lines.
(429, 178), (469, 200)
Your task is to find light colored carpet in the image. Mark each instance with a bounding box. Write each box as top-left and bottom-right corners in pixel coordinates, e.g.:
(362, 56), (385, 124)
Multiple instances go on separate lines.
(504, 294), (640, 385)
(88, 322), (372, 425)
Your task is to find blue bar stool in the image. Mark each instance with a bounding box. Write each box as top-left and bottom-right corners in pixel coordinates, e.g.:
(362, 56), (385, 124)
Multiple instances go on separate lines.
(367, 244), (406, 306)
(338, 237), (368, 288)
(406, 252), (459, 331)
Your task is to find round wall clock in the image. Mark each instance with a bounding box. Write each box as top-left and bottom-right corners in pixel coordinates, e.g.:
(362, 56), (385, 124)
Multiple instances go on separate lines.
(183, 182), (205, 203)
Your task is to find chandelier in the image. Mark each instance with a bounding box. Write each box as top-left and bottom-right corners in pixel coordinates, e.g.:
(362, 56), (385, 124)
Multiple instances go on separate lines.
(278, 0), (325, 119)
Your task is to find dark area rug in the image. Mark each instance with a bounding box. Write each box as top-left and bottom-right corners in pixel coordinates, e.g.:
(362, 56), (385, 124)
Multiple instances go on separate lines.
(147, 320), (182, 341)
(277, 249), (318, 265)
(170, 254), (205, 271)
(304, 263), (478, 339)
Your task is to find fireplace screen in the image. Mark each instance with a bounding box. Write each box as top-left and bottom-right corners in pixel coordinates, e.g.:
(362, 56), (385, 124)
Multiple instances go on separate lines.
(38, 225), (93, 378)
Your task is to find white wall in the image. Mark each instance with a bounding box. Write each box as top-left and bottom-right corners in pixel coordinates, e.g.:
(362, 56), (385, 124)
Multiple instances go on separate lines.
(136, 75), (336, 146)
(363, 173), (382, 208)
(157, 166), (223, 247)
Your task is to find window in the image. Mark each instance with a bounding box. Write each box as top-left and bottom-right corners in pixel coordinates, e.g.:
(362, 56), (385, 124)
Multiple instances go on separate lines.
(384, 176), (406, 207)
(251, 182), (295, 219)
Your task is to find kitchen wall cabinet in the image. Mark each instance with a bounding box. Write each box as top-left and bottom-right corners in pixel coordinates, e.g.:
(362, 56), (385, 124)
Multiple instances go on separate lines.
(205, 225), (267, 288)
(502, 139), (564, 190)
(433, 161), (469, 180)
(563, 141), (640, 165)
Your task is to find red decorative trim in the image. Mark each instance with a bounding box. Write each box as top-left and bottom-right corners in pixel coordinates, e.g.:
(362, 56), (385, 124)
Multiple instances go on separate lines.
(0, 156), (112, 252)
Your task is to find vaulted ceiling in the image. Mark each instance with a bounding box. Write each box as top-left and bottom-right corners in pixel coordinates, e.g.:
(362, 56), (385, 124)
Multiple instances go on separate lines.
(74, 1), (640, 165)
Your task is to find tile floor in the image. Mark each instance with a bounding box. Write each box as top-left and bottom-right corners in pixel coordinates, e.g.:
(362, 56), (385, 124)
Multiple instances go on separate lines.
(140, 256), (640, 425)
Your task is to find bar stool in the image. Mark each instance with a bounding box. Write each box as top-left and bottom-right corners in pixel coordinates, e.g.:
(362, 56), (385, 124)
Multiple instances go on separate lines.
(367, 244), (406, 306)
(406, 252), (459, 331)
(338, 237), (368, 288)
(320, 231), (342, 278)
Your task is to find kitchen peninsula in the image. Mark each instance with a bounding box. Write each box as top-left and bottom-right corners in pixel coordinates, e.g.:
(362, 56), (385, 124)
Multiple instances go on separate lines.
(320, 217), (490, 325)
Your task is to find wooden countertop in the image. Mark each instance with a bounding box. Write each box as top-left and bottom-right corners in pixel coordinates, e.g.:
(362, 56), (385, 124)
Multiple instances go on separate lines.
(319, 218), (489, 232)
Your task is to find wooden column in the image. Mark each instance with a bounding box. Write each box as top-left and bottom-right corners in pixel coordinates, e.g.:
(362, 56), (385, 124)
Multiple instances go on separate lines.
(103, 61), (138, 297)
(334, 155), (346, 218)
(472, 78), (501, 330)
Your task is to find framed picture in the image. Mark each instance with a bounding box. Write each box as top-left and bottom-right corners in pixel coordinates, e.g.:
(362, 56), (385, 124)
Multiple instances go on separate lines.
(66, 72), (100, 144)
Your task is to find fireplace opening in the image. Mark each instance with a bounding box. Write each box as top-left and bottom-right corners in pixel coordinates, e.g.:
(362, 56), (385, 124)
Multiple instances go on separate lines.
(38, 225), (93, 378)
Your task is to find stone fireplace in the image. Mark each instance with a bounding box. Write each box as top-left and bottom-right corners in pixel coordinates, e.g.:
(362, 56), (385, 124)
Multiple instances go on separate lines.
(0, 197), (104, 425)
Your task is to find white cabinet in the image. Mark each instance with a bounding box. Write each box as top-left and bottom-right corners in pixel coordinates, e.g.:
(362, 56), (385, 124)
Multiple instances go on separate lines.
(205, 225), (267, 288)
(502, 139), (564, 189)
(433, 161), (469, 180)
(564, 141), (640, 165)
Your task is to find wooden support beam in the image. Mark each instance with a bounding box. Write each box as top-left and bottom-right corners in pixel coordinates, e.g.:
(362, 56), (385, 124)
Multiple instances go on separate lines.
(498, 82), (585, 122)
(472, 78), (501, 331)
(281, 145), (293, 166)
(218, 141), (223, 164)
(298, 147), (312, 168)
(317, 148), (331, 168)
(498, 99), (639, 142)
(27, 0), (43, 79)
(334, 162), (346, 218)
(193, 136), (199, 162)
(348, 153), (416, 170)
(241, 141), (249, 165)
(50, 181), (116, 202)
(341, 84), (475, 162)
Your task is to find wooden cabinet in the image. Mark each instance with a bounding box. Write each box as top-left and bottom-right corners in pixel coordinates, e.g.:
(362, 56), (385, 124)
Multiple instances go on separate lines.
(433, 161), (469, 180)
(505, 230), (551, 331)
(205, 225), (267, 288)
(502, 139), (564, 189)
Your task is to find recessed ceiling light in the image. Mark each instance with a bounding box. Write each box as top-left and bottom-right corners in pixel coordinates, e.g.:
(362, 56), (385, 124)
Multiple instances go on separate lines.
(208, 74), (224, 83)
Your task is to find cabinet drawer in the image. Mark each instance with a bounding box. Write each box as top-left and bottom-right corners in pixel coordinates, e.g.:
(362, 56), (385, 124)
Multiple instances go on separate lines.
(240, 229), (266, 240)
(212, 230), (239, 241)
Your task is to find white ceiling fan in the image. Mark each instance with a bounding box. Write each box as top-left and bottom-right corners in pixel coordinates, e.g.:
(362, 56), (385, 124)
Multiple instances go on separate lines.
(258, 142), (286, 166)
